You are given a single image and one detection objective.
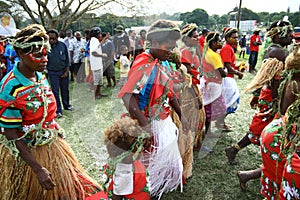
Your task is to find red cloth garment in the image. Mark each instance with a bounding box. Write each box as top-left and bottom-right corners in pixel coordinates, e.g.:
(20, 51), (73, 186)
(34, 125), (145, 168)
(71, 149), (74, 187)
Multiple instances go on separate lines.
(260, 117), (286, 200)
(180, 47), (200, 85)
(0, 70), (58, 139)
(220, 43), (238, 78)
(180, 48), (200, 68)
(202, 58), (222, 84)
(280, 150), (300, 200)
(86, 160), (150, 200)
(106, 160), (150, 200)
(198, 36), (205, 54)
(248, 87), (274, 145)
(118, 52), (176, 120)
(249, 34), (261, 52)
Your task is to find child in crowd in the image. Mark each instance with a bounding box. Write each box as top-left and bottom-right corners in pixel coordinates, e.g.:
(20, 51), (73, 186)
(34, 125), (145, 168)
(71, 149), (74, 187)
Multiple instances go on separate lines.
(86, 117), (151, 200)
(119, 45), (131, 87)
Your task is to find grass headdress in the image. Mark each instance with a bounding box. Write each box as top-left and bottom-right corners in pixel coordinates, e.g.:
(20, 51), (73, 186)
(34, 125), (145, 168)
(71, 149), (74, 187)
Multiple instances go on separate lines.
(13, 24), (50, 54)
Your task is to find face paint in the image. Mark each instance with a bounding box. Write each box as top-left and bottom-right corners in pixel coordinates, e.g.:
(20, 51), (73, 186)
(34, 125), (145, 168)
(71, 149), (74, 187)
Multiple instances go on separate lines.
(27, 48), (48, 63)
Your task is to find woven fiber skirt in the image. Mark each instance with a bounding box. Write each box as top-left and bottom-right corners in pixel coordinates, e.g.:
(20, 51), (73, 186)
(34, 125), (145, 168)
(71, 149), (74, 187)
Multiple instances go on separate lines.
(0, 137), (101, 200)
(173, 84), (206, 179)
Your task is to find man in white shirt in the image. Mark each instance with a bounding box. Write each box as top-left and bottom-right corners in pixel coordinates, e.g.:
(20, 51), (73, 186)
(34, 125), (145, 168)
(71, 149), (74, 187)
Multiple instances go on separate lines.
(69, 31), (86, 82)
(89, 27), (108, 99)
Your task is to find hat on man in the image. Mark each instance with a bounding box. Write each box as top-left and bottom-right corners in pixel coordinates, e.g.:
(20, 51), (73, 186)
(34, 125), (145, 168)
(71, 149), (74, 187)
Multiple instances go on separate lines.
(114, 25), (124, 32)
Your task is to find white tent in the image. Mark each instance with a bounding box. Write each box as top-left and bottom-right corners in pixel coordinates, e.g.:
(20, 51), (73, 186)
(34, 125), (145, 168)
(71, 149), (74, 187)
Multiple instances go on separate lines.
(0, 12), (19, 37)
(0, 24), (14, 36)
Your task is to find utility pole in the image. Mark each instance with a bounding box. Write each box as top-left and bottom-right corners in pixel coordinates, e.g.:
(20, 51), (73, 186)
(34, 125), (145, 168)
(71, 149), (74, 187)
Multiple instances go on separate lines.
(237, 0), (242, 31)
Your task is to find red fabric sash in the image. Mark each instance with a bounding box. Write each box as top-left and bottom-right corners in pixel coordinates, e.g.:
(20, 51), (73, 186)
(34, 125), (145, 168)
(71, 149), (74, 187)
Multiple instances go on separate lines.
(118, 53), (175, 120)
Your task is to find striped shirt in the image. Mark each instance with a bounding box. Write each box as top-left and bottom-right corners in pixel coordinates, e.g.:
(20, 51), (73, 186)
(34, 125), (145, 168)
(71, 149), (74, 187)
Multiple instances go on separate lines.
(0, 65), (58, 137)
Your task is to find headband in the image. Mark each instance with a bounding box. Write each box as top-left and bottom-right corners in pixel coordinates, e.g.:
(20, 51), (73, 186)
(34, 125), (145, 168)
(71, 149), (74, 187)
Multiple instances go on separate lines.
(12, 24), (50, 53)
(223, 27), (237, 38)
(266, 25), (293, 38)
(147, 27), (180, 41)
(13, 39), (50, 50)
(181, 23), (198, 37)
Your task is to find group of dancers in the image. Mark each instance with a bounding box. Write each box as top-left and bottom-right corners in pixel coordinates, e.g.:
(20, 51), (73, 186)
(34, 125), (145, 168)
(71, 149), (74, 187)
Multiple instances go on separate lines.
(0, 18), (299, 200)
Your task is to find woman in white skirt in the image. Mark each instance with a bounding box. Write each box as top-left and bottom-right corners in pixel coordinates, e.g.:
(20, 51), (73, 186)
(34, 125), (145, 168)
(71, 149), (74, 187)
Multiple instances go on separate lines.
(118, 19), (189, 199)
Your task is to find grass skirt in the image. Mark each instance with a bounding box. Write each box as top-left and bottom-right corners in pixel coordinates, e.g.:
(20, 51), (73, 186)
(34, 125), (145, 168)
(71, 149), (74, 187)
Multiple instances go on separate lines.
(0, 137), (101, 200)
(142, 116), (183, 199)
(172, 84), (206, 179)
(191, 85), (205, 150)
(171, 111), (193, 180)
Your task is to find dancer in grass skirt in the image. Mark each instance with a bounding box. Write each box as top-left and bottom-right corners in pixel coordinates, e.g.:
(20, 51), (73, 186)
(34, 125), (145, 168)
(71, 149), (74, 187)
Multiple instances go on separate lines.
(0, 24), (101, 200)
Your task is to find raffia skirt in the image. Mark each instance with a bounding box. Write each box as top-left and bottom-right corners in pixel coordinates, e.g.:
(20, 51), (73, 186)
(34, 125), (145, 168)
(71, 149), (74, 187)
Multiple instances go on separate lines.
(0, 137), (101, 200)
(142, 116), (183, 199)
(172, 84), (205, 179)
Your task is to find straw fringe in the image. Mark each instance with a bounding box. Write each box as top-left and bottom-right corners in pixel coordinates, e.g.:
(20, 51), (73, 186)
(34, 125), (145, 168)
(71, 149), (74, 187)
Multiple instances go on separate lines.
(171, 82), (205, 179)
(0, 137), (101, 200)
(285, 44), (300, 71)
(193, 85), (206, 148)
(178, 65), (205, 148)
(178, 130), (194, 179)
(180, 84), (205, 149)
(244, 58), (283, 93)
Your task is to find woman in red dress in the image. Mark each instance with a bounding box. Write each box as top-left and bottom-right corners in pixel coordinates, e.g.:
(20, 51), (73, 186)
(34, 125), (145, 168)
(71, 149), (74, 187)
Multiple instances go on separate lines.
(225, 21), (294, 166)
(118, 19), (188, 199)
(278, 45), (300, 200)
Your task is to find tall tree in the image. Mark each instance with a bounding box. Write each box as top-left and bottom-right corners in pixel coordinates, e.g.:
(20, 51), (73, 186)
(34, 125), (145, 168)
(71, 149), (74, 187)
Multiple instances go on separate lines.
(238, 7), (260, 21)
(0, 0), (10, 13)
(4, 0), (151, 30)
(180, 8), (209, 27)
(288, 12), (300, 27)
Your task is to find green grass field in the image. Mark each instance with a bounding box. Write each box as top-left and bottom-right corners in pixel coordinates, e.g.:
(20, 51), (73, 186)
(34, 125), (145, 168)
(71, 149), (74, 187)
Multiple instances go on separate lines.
(57, 51), (265, 200)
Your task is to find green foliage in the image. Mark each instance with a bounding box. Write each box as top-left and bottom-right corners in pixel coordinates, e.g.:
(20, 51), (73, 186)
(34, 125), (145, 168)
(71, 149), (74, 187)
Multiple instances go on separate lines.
(73, 13), (146, 34)
(218, 15), (230, 26)
(236, 8), (260, 21)
(3, 0), (300, 35)
(288, 12), (300, 27)
(0, 1), (9, 13)
(180, 9), (209, 27)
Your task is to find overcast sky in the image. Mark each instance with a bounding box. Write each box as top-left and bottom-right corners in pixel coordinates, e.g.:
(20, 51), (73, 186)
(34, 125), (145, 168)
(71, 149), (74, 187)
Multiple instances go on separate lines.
(151, 0), (300, 16)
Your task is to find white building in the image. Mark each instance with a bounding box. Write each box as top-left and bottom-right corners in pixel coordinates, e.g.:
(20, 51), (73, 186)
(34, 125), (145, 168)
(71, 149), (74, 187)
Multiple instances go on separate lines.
(230, 20), (257, 33)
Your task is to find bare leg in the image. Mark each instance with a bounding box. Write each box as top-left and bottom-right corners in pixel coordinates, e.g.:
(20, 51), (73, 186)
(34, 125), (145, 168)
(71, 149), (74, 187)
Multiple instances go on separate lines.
(112, 76), (116, 87)
(225, 134), (251, 165)
(237, 168), (262, 191)
(95, 85), (100, 99)
(106, 75), (112, 87)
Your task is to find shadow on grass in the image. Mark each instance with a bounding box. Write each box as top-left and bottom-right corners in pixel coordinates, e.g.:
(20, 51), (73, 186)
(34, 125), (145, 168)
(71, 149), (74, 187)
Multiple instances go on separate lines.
(161, 132), (262, 200)
(60, 62), (265, 200)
